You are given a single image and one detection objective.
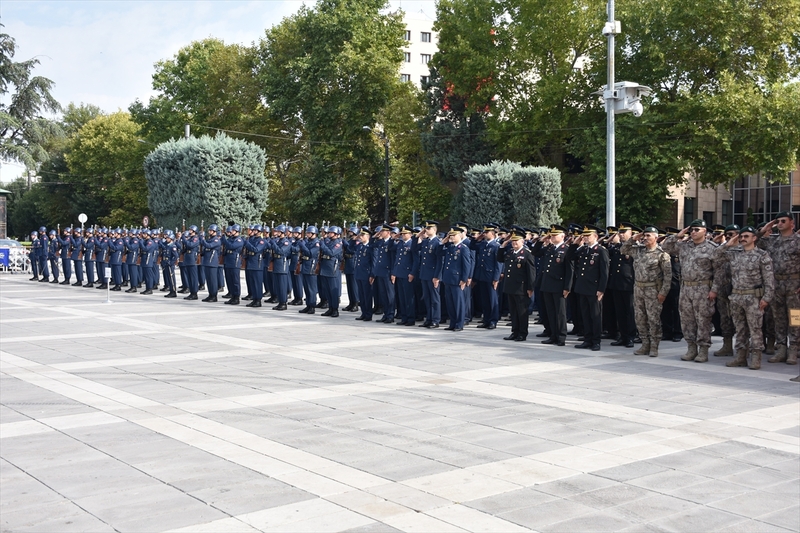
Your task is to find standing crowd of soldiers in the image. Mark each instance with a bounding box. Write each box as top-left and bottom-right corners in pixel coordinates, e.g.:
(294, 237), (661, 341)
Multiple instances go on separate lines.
(24, 213), (800, 378)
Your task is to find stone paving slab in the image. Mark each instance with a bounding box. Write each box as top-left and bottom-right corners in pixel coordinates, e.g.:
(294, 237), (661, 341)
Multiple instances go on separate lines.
(1, 275), (799, 532)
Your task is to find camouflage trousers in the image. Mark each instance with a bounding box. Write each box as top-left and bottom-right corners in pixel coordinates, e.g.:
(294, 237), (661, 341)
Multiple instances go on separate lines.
(716, 289), (735, 338)
(772, 279), (800, 348)
(730, 293), (765, 351)
(634, 285), (662, 341)
(679, 285), (715, 347)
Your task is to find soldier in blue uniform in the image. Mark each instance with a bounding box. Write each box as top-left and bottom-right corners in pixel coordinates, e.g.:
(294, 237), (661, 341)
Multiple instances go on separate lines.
(139, 229), (159, 294)
(471, 224), (502, 329)
(181, 225), (201, 300)
(57, 226), (73, 284)
(289, 226), (304, 305)
(343, 226), (360, 312)
(532, 224), (574, 346)
(29, 230), (42, 281)
(124, 229), (141, 292)
(200, 224), (222, 302)
(263, 226), (275, 303)
(297, 225), (321, 314)
(440, 225), (473, 331)
(47, 230), (60, 283)
(243, 224), (267, 307)
(371, 224), (396, 323)
(319, 226), (344, 317)
(392, 225), (416, 326)
(37, 226), (50, 281)
(69, 227), (84, 286)
(95, 228), (109, 289)
(107, 228), (125, 290)
(161, 230), (179, 298)
(571, 224), (610, 350)
(83, 228), (96, 287)
(353, 226), (374, 321)
(498, 227), (537, 341)
(415, 221), (443, 328)
(266, 224), (292, 310)
(222, 224), (244, 304)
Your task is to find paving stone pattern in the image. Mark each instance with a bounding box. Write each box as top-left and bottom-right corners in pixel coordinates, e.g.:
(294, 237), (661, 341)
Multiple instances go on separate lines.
(1, 275), (798, 532)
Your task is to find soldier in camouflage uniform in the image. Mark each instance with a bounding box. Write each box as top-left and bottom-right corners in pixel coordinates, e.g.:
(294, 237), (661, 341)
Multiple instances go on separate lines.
(757, 212), (800, 365)
(662, 219), (718, 362)
(620, 226), (671, 357)
(710, 225), (739, 356)
(712, 226), (775, 370)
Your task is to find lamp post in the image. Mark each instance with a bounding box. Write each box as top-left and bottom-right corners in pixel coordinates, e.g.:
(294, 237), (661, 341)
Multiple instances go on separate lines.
(363, 126), (390, 223)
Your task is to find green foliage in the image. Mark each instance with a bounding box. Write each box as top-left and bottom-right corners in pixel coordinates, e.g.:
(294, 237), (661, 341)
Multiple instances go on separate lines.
(456, 160), (519, 226)
(1, 29), (63, 169)
(144, 134), (267, 229)
(511, 166), (562, 228)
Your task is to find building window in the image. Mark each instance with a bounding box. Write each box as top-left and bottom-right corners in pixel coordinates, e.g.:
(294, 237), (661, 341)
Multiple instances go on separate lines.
(702, 211), (714, 227)
(404, 52), (411, 63)
(683, 197), (695, 227)
(420, 75), (430, 85)
(722, 200), (732, 226)
(420, 54), (431, 64)
(403, 30), (411, 41)
(400, 74), (411, 83)
(421, 32), (431, 42)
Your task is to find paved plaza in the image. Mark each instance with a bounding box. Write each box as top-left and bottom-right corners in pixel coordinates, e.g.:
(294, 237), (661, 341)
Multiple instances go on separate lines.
(1, 274), (798, 532)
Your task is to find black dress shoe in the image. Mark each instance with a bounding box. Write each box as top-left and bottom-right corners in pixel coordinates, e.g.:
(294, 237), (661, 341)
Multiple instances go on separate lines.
(298, 307), (309, 313)
(290, 299), (304, 306)
(591, 344), (601, 351)
(160, 287), (168, 292)
(503, 335), (517, 341)
(428, 323), (439, 329)
(328, 311), (339, 317)
(185, 293), (198, 300)
(142, 289), (153, 295)
(321, 309), (333, 317)
(487, 324), (496, 330)
(453, 328), (463, 332)
(272, 303), (287, 310)
(317, 301), (328, 309)
(514, 337), (526, 341)
(556, 341), (566, 346)
(419, 322), (431, 327)
(83, 283), (93, 287)
(575, 341), (592, 349)
(29, 276), (38, 281)
(225, 298), (240, 305)
(633, 336), (642, 343)
(165, 292), (177, 298)
(601, 332), (616, 339)
(203, 296), (218, 303)
(242, 295), (252, 300)
(541, 339), (555, 344)
(125, 288), (136, 293)
(222, 293), (232, 299)
(50, 280), (60, 284)
(96, 284), (108, 289)
(60, 280), (70, 285)
(405, 322), (415, 326)
(445, 327), (455, 331)
(350, 305), (359, 313)
(246, 299), (261, 307)
(672, 334), (683, 342)
(111, 286), (122, 291)
(121, 282), (128, 287)
(198, 285), (205, 291)
(536, 331), (551, 338)
(477, 323), (488, 329)
(355, 316), (364, 320)
(178, 288), (189, 294)
(305, 307), (315, 314)
(577, 336), (585, 341)
(71, 282), (81, 286)
(266, 297), (277, 304)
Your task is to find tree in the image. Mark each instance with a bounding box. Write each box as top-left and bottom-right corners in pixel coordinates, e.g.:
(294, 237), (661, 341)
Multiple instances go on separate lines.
(0, 29), (63, 169)
(511, 166), (562, 228)
(65, 112), (150, 227)
(454, 160), (519, 226)
(255, 0), (406, 222)
(144, 134), (267, 230)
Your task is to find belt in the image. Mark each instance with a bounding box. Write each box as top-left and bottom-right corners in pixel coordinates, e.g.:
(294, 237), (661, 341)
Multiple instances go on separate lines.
(682, 280), (712, 287)
(775, 273), (800, 281)
(635, 281), (658, 288)
(322, 255), (331, 260)
(301, 256), (310, 260)
(732, 288), (764, 297)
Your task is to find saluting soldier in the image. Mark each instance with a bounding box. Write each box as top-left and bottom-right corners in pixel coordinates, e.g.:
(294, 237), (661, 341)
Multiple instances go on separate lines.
(440, 225), (473, 331)
(370, 224), (396, 323)
(266, 224), (292, 310)
(83, 227), (96, 287)
(47, 230), (60, 283)
(124, 229), (141, 292)
(571, 225), (610, 350)
(222, 224), (244, 305)
(416, 221), (443, 328)
(757, 211), (800, 365)
(711, 225), (739, 356)
(532, 224), (574, 346)
(57, 226), (73, 285)
(392, 225), (416, 326)
(621, 226), (672, 357)
(243, 224), (267, 307)
(139, 229), (159, 294)
(712, 226), (775, 369)
(608, 223), (637, 347)
(95, 228), (110, 289)
(198, 224), (222, 302)
(161, 230), (179, 298)
(296, 225), (321, 313)
(662, 219), (718, 362)
(498, 227), (536, 341)
(343, 226), (360, 312)
(319, 226), (344, 317)
(353, 226), (374, 321)
(470, 223), (502, 330)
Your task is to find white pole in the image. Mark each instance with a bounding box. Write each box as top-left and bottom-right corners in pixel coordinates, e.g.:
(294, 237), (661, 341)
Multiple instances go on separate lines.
(606, 0), (616, 227)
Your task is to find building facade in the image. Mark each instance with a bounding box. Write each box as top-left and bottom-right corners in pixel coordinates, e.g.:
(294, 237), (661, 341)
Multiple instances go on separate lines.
(400, 11), (437, 89)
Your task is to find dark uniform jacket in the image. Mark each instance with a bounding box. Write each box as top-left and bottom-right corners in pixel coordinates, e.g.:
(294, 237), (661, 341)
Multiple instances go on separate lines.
(606, 242), (634, 292)
(532, 241), (574, 293)
(571, 243), (610, 296)
(497, 246), (536, 295)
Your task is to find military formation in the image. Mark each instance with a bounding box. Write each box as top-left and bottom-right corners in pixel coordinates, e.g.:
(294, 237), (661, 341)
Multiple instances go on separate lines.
(24, 213), (800, 375)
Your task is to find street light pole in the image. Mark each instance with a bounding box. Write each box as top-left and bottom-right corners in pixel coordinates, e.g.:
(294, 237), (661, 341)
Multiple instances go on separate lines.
(606, 0), (616, 227)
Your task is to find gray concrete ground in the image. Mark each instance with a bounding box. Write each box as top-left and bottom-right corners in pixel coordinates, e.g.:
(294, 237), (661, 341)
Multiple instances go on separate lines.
(1, 274), (798, 533)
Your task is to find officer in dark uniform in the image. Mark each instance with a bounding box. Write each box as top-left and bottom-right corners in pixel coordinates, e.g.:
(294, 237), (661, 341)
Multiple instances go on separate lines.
(319, 226), (344, 317)
(57, 226), (73, 284)
(297, 225), (321, 313)
(470, 224), (502, 329)
(415, 221), (443, 328)
(566, 224), (584, 336)
(139, 229), (159, 294)
(343, 225), (360, 312)
(124, 229), (141, 292)
(289, 226), (304, 306)
(370, 224), (396, 323)
(200, 224), (222, 302)
(95, 228), (109, 289)
(223, 224), (244, 305)
(108, 228), (125, 290)
(660, 227), (683, 342)
(391, 225), (416, 326)
(532, 224), (574, 346)
(498, 227), (536, 341)
(181, 225), (201, 300)
(46, 230), (60, 283)
(571, 224), (610, 350)
(161, 230), (179, 298)
(608, 222), (638, 347)
(440, 225), (473, 331)
(601, 227), (618, 340)
(266, 224), (292, 310)
(83, 228), (95, 287)
(243, 224), (267, 307)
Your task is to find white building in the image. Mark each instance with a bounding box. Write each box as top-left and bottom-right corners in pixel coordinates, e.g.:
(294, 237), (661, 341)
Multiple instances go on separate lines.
(400, 11), (438, 89)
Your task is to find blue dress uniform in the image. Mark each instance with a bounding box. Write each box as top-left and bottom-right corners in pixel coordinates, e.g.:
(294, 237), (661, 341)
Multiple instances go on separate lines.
(125, 233), (141, 292)
(289, 227), (304, 305)
(392, 227), (416, 326)
(182, 227), (201, 299)
(37, 228), (50, 280)
(266, 225), (292, 310)
(470, 226), (502, 328)
(121, 231), (130, 286)
(571, 225), (610, 350)
(371, 227), (396, 322)
(223, 226), (244, 304)
(161, 232), (180, 297)
(343, 227), (360, 311)
(140, 233), (159, 293)
(70, 230), (84, 285)
(532, 225), (575, 345)
(441, 227), (473, 331)
(200, 225), (222, 301)
(353, 228), (373, 321)
(47, 232), (60, 282)
(95, 230), (109, 288)
(297, 228), (321, 313)
(415, 221), (444, 328)
(108, 231), (125, 289)
(319, 227), (344, 317)
(244, 226), (267, 307)
(263, 227), (274, 302)
(82, 230), (95, 286)
(57, 230), (73, 284)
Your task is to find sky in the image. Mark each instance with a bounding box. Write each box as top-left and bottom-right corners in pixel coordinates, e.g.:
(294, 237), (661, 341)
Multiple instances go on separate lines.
(0, 0), (436, 183)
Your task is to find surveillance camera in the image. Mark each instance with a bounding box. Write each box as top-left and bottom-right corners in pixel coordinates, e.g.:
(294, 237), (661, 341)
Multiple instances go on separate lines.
(631, 101), (643, 117)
